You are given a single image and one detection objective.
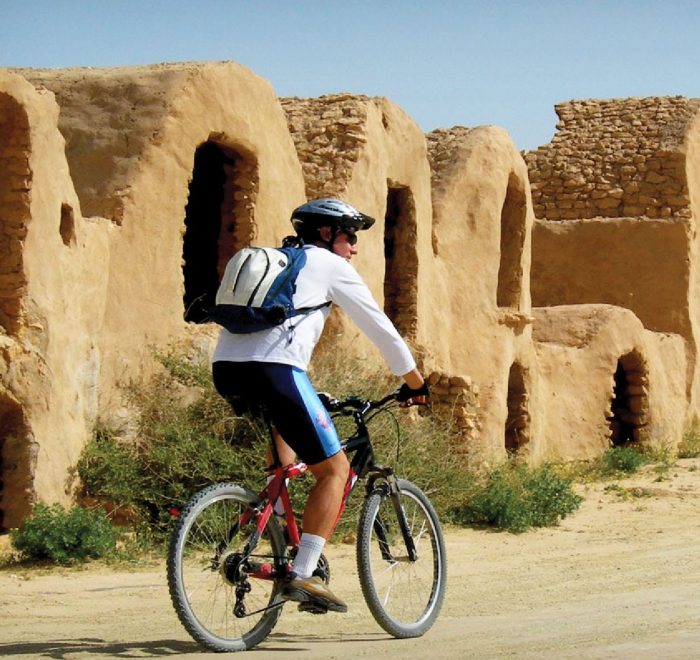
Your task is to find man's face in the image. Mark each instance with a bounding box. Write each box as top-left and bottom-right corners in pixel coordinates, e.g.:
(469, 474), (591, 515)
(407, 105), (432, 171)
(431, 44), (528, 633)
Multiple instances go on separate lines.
(320, 227), (358, 261)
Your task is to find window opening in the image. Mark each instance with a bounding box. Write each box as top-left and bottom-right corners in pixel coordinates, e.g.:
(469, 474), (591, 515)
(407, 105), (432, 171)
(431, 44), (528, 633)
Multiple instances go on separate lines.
(505, 362), (530, 454)
(60, 203), (76, 246)
(384, 184), (418, 339)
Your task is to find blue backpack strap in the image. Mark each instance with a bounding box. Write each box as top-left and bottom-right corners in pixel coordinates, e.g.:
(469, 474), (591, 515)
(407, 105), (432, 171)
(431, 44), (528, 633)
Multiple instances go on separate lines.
(278, 246), (331, 317)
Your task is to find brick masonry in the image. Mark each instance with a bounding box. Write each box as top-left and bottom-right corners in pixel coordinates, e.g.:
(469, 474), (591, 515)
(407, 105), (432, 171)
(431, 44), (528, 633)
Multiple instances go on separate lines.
(525, 96), (700, 220)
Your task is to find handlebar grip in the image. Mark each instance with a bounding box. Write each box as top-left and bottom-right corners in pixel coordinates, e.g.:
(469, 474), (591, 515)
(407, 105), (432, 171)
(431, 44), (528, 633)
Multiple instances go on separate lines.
(396, 382), (430, 402)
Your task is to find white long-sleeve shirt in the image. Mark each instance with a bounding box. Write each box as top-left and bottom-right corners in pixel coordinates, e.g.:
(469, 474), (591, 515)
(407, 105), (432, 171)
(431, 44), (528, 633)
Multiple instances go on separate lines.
(212, 245), (416, 376)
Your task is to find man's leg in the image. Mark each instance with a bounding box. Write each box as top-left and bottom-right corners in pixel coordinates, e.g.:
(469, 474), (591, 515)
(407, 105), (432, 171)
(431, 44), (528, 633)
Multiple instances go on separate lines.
(283, 451), (350, 612)
(265, 427), (295, 515)
(303, 451), (350, 539)
(267, 425), (296, 466)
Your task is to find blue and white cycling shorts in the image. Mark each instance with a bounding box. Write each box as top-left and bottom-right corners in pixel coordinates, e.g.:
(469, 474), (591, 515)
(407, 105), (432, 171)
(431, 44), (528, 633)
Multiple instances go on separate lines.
(212, 361), (341, 466)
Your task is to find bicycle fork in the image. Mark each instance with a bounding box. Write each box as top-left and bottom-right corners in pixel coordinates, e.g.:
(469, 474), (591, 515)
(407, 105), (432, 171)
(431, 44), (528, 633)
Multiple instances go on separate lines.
(374, 476), (418, 563)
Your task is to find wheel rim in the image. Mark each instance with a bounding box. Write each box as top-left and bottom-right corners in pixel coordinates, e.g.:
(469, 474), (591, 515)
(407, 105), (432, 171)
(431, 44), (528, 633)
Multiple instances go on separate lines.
(366, 490), (442, 627)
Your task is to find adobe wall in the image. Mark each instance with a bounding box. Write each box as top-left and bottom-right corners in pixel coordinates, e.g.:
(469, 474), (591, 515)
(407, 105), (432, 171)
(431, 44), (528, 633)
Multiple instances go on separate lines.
(3, 62), (699, 528)
(0, 70), (111, 528)
(19, 62), (307, 413)
(526, 97), (700, 423)
(0, 63), (307, 529)
(533, 305), (687, 456)
(526, 99), (700, 339)
(279, 101), (540, 460)
(424, 126), (541, 461)
(531, 218), (692, 338)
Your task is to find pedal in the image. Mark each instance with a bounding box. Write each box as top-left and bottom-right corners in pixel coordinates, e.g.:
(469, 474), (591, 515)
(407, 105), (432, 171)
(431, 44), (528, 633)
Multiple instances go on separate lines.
(298, 601), (329, 615)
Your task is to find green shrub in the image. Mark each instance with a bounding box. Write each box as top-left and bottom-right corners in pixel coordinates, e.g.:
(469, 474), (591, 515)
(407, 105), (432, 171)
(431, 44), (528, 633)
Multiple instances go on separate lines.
(78, 349), (583, 542)
(600, 446), (652, 475)
(447, 463), (583, 533)
(678, 427), (700, 459)
(11, 503), (118, 564)
(79, 351), (481, 542)
(78, 353), (276, 541)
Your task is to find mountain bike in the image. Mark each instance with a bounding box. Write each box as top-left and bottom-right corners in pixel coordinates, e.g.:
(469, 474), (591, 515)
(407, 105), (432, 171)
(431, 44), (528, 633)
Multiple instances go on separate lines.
(167, 389), (447, 652)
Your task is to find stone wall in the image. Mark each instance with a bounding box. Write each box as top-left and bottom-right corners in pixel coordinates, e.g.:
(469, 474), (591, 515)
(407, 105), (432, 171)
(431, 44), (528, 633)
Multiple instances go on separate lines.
(0, 93), (30, 335)
(281, 94), (369, 199)
(426, 371), (480, 445)
(526, 97), (700, 220)
(426, 126), (473, 254)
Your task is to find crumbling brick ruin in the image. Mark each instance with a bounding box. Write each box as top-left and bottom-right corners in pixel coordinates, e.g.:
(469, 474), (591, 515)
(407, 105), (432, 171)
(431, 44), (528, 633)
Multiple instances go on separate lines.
(1, 60), (700, 529)
(526, 97), (699, 221)
(281, 95), (369, 200)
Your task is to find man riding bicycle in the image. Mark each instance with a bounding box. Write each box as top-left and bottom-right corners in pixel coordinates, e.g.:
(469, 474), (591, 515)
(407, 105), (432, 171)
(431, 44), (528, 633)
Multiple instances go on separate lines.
(212, 198), (428, 613)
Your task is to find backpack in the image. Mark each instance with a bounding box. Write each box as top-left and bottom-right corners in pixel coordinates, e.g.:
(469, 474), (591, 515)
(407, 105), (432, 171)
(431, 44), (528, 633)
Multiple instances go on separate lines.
(208, 245), (330, 334)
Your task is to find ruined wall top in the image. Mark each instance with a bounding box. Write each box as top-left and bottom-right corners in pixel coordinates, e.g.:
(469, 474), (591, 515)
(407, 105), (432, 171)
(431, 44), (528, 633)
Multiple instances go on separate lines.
(426, 126), (474, 193)
(525, 96), (700, 221)
(280, 94), (370, 199)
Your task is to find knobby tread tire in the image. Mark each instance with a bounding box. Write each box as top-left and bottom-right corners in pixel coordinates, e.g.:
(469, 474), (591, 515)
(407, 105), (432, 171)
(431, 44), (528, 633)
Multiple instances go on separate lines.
(356, 479), (447, 638)
(167, 482), (287, 652)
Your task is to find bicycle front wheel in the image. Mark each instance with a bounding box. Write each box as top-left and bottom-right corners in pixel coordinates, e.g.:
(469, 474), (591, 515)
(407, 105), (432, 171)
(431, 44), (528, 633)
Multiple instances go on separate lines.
(167, 482), (287, 652)
(357, 479), (447, 638)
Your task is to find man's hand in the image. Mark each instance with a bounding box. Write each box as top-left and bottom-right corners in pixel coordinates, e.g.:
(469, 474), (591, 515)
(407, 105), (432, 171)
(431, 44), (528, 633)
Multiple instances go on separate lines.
(318, 391), (340, 411)
(396, 382), (430, 407)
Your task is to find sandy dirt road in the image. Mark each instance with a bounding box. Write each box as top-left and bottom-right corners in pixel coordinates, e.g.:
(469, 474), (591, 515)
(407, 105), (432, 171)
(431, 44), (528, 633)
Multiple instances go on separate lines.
(1, 459), (700, 659)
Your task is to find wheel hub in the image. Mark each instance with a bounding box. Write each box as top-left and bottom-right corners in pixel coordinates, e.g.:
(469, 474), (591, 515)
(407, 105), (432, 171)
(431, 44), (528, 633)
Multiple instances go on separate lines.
(219, 550), (245, 586)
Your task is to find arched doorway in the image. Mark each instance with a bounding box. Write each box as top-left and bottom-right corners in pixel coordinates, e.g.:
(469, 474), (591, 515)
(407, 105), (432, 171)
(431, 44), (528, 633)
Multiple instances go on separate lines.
(0, 397), (33, 531)
(497, 172), (527, 308)
(609, 351), (648, 446)
(182, 140), (257, 323)
(384, 183), (418, 339)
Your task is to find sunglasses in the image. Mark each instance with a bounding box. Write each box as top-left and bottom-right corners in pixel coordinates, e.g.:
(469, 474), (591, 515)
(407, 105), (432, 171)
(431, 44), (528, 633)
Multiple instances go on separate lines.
(342, 230), (358, 246)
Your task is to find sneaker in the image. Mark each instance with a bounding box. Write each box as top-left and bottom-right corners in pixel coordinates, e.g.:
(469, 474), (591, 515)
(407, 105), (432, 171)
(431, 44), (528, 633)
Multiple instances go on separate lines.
(281, 573), (348, 613)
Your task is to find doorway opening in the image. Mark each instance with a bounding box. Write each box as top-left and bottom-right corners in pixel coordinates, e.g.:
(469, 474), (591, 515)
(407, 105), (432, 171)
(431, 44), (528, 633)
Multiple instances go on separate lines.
(505, 362), (530, 454)
(609, 351), (648, 446)
(497, 172), (527, 308)
(182, 140), (257, 323)
(0, 397), (33, 531)
(384, 184), (418, 339)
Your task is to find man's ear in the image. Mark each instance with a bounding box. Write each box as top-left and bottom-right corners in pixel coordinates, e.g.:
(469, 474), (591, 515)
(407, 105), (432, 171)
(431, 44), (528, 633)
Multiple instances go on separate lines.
(318, 226), (332, 241)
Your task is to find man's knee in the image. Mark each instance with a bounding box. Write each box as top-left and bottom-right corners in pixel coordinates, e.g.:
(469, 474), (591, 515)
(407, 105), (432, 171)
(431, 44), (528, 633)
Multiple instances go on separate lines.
(310, 451), (349, 482)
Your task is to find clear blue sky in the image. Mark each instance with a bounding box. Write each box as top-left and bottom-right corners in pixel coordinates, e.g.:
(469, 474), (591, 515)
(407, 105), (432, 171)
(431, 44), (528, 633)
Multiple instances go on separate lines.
(1, 0), (698, 151)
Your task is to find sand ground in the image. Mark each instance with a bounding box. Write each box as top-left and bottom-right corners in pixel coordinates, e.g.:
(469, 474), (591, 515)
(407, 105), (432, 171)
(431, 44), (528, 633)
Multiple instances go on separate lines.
(1, 458), (700, 659)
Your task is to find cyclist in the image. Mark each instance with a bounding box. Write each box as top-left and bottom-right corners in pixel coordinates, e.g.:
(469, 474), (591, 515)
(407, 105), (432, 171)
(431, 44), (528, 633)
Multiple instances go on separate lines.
(212, 197), (428, 613)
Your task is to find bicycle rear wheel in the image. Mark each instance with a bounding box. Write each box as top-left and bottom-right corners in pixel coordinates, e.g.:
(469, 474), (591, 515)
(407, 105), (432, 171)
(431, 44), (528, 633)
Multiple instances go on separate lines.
(356, 478), (447, 638)
(167, 482), (287, 652)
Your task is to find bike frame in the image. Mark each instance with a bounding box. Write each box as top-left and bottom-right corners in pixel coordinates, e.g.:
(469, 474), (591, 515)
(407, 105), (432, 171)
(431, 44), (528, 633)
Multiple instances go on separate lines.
(238, 393), (419, 581)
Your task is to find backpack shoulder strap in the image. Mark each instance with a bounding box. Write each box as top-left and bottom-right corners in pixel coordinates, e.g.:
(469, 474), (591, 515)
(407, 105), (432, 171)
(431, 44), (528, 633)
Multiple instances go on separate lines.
(277, 245), (332, 317)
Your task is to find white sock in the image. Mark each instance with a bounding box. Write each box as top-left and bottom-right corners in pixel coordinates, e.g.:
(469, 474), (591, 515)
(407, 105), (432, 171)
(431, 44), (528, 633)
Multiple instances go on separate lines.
(292, 533), (326, 578)
(266, 475), (287, 515)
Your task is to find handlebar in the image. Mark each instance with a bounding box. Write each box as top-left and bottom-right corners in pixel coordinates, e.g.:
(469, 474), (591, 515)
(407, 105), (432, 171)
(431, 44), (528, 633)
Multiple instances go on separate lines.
(322, 388), (427, 416)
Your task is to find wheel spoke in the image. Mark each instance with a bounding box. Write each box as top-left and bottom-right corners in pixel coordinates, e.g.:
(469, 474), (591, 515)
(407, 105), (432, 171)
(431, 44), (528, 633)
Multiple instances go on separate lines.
(357, 480), (446, 638)
(168, 484), (287, 652)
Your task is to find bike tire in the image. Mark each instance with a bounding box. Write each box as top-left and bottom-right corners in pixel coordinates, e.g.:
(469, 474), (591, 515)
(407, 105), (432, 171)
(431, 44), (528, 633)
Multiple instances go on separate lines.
(167, 482), (287, 652)
(356, 478), (447, 638)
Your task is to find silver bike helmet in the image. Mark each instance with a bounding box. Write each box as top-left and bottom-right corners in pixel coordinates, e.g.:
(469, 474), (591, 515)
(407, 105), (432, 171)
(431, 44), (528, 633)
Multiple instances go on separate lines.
(291, 198), (375, 238)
